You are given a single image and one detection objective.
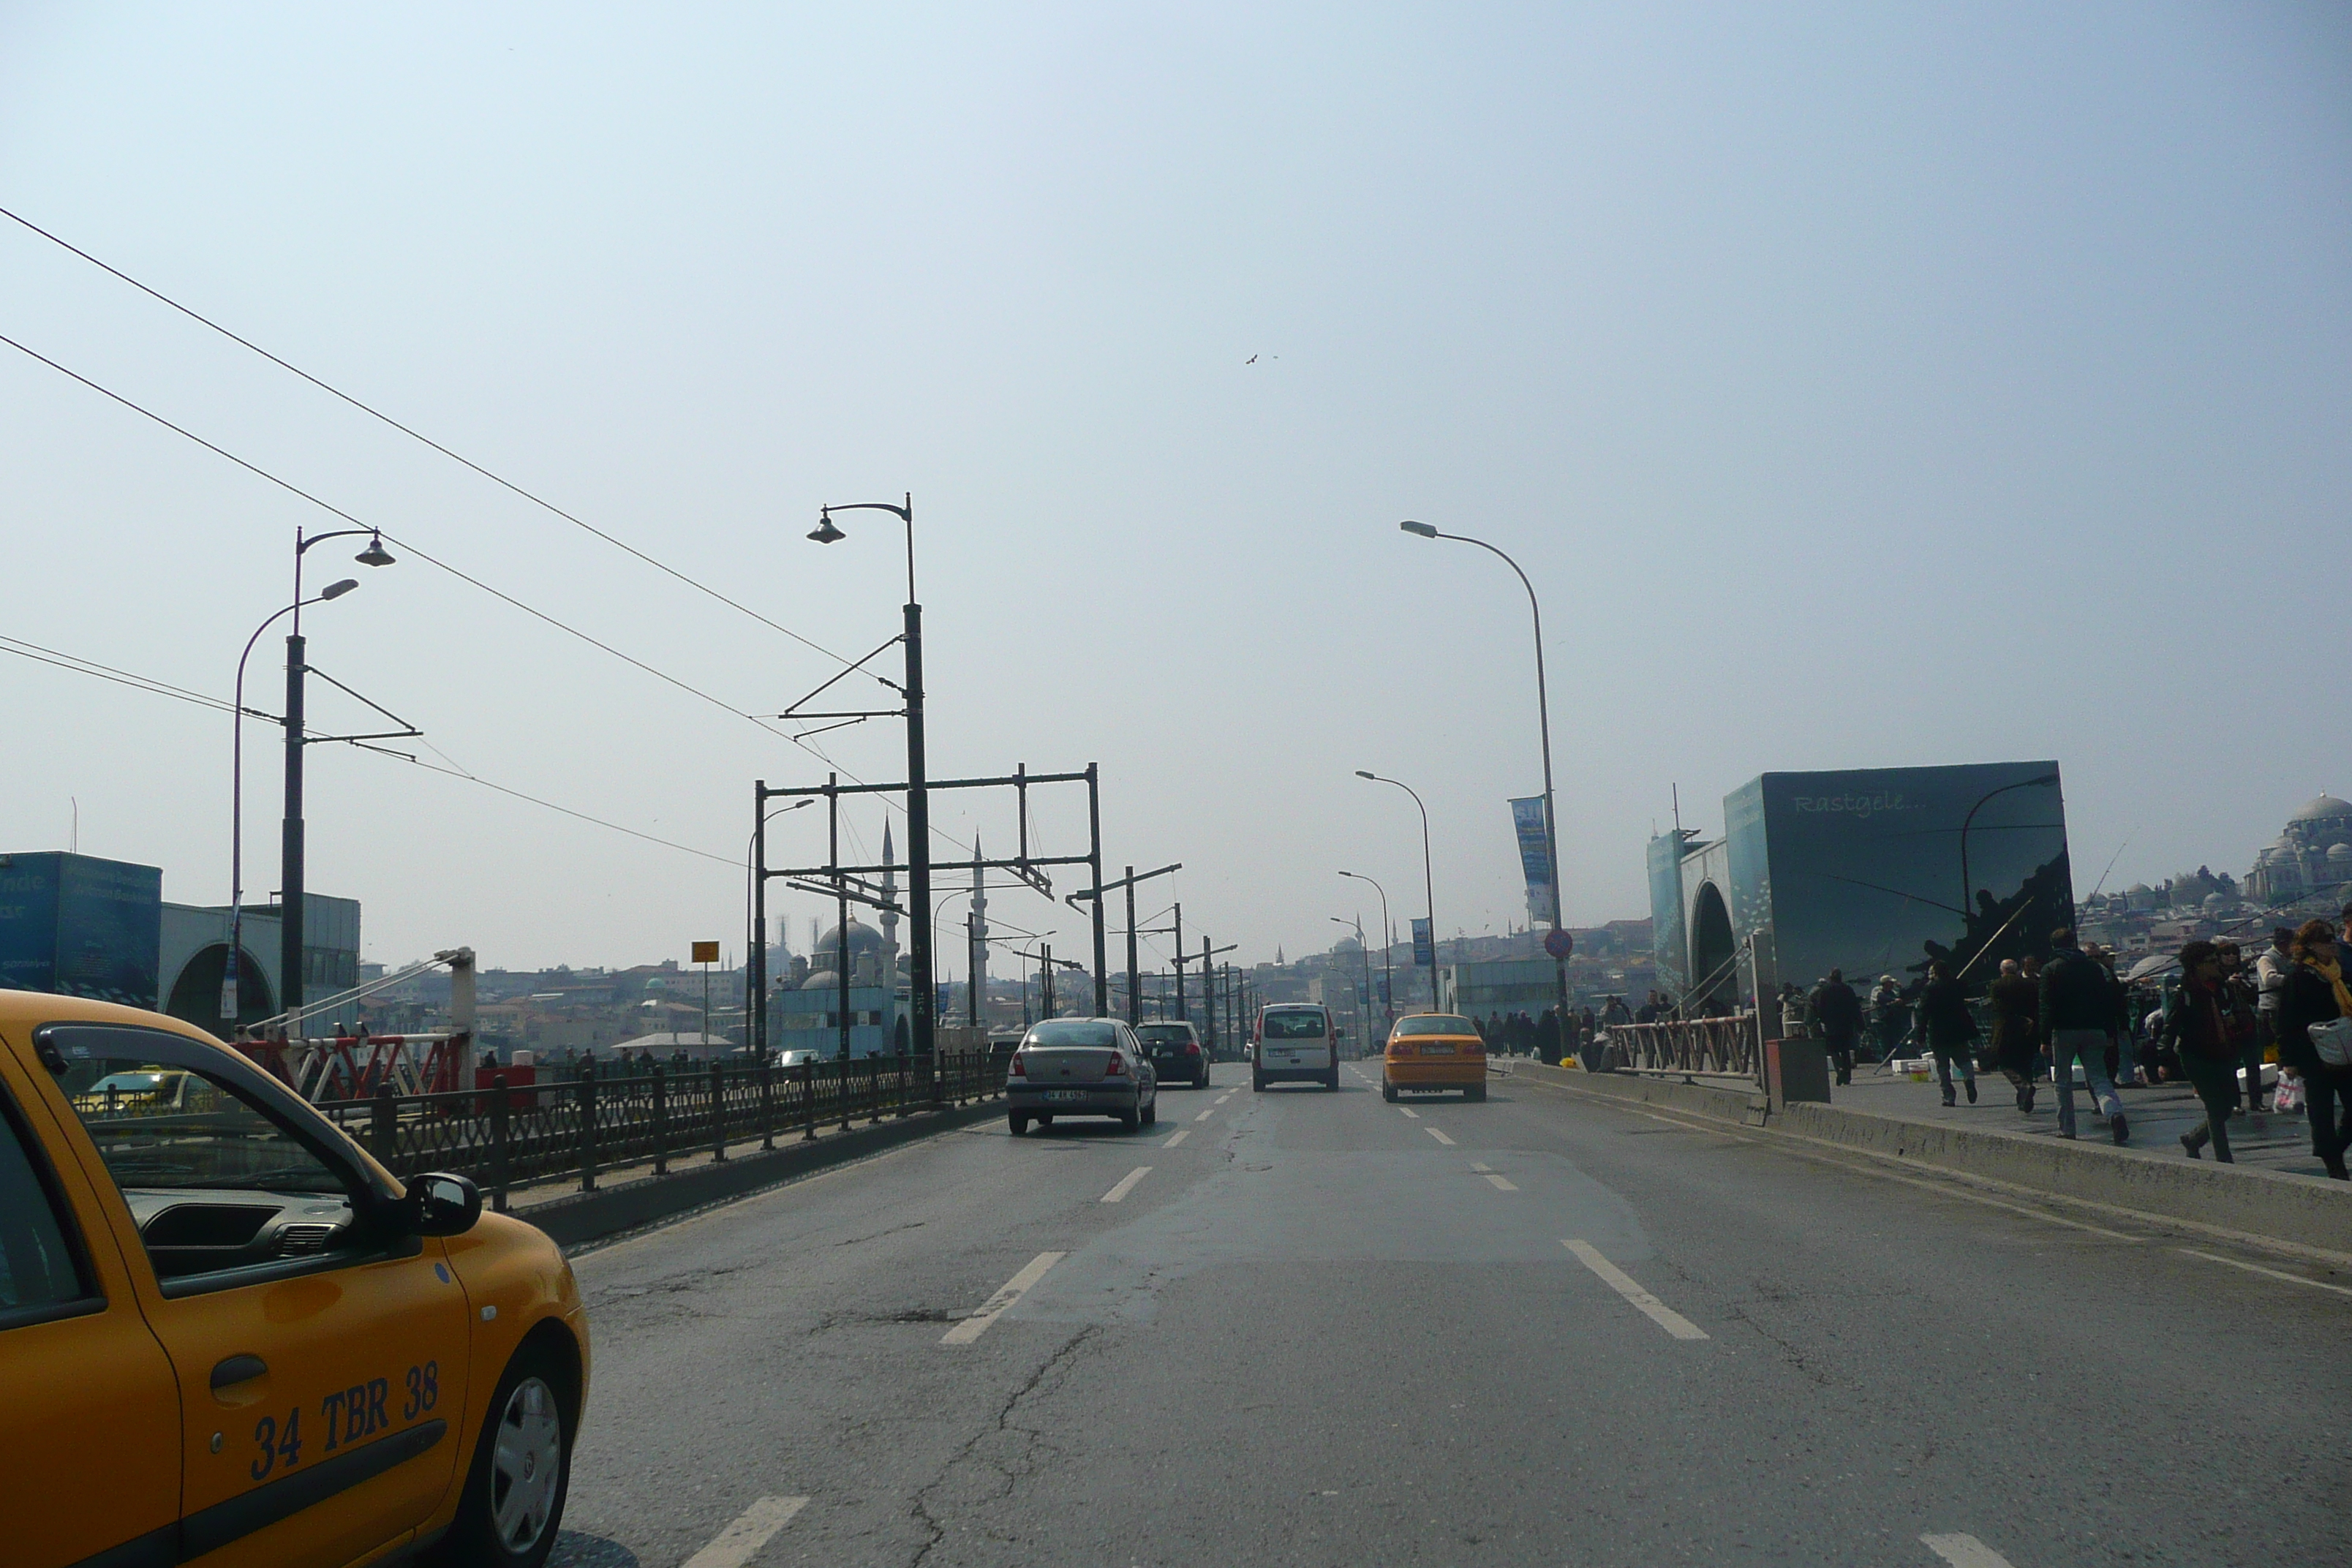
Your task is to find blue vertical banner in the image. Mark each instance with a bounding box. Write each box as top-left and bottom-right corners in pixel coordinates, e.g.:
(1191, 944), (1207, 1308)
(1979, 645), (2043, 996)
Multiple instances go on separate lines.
(1509, 796), (1555, 924)
(1410, 918), (1434, 968)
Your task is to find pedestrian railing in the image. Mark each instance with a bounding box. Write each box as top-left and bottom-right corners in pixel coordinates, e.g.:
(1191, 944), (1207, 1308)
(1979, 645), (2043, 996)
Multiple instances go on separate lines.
(1602, 1014), (1761, 1080)
(319, 1049), (1008, 1212)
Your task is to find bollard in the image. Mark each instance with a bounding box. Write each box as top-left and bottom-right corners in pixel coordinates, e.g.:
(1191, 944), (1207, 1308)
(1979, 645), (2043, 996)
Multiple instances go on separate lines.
(651, 1066), (669, 1176)
(710, 1060), (728, 1164)
(578, 1060), (600, 1193)
(369, 1087), (398, 1172)
(487, 1072), (511, 1213)
(758, 1058), (775, 1152)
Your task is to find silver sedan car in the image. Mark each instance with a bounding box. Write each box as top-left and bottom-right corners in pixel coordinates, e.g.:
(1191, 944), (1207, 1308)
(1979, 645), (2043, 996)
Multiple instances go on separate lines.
(1006, 1018), (1158, 1134)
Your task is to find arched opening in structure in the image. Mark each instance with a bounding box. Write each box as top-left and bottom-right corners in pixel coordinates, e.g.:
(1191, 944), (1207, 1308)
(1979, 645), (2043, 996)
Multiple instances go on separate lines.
(1686, 882), (1738, 1014)
(163, 944), (276, 1034)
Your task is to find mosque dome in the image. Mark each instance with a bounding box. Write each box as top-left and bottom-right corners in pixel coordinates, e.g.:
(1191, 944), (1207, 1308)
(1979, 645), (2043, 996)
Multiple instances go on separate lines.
(807, 919), (885, 965)
(2329, 843), (2352, 865)
(2203, 892), (2228, 911)
(2291, 795), (2352, 824)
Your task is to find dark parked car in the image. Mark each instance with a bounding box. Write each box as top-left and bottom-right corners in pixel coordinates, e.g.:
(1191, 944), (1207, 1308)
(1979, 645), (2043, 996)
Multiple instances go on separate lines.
(1133, 1021), (1211, 1088)
(1006, 1018), (1159, 1134)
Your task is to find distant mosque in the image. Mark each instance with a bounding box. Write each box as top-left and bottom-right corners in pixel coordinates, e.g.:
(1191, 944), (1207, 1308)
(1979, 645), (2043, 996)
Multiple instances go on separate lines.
(2246, 794), (2352, 905)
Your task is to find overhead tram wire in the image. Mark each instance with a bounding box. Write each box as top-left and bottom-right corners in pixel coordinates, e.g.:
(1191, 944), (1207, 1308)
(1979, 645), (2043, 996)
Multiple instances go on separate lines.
(1, 635), (739, 868)
(0, 203), (867, 680)
(0, 327), (987, 868)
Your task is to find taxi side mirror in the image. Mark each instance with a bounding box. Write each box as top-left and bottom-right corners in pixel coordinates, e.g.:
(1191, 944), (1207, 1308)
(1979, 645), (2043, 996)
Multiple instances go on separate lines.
(400, 1172), (483, 1237)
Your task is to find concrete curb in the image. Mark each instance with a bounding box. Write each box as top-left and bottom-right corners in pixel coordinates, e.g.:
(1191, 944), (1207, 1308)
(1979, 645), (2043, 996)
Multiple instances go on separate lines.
(510, 1098), (1007, 1250)
(1504, 1061), (2352, 1260)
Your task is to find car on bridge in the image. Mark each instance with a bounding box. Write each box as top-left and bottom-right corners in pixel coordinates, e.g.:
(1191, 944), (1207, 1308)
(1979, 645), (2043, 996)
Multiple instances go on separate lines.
(0, 990), (591, 1568)
(1006, 1019), (1158, 1134)
(1253, 1003), (1341, 1092)
(1133, 1021), (1210, 1088)
(1382, 1013), (1488, 1101)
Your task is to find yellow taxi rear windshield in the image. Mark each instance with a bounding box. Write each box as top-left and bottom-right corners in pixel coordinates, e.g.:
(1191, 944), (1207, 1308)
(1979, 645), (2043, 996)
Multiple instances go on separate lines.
(1392, 1015), (1477, 1038)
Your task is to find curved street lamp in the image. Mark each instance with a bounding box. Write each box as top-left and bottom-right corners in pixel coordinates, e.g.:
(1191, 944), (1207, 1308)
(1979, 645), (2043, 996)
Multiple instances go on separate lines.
(1356, 769), (1437, 1010)
(1397, 520), (1571, 1039)
(225, 576), (362, 1027)
(1338, 870), (1393, 1022)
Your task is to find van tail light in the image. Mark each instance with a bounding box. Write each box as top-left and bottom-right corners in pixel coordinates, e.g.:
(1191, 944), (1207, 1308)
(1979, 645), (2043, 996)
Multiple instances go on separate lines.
(1104, 1052), (1126, 1077)
(1009, 1053), (1027, 1077)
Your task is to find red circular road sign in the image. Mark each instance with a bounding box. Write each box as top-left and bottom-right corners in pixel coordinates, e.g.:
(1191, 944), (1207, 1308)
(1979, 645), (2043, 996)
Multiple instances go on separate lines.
(1544, 928), (1575, 960)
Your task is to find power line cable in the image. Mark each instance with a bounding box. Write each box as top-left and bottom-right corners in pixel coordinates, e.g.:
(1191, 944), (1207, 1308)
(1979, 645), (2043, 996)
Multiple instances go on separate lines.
(0, 203), (867, 677)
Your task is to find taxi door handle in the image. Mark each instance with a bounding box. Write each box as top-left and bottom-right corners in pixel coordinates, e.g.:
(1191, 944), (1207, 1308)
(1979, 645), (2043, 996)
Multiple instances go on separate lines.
(211, 1354), (268, 1392)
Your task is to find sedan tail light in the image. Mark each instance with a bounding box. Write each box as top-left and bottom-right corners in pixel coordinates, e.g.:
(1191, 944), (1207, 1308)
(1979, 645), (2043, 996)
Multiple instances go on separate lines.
(1104, 1052), (1126, 1077)
(1009, 1053), (1027, 1077)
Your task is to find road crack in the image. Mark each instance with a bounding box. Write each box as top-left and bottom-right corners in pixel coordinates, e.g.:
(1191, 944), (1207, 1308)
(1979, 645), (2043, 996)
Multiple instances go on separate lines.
(905, 1326), (1105, 1567)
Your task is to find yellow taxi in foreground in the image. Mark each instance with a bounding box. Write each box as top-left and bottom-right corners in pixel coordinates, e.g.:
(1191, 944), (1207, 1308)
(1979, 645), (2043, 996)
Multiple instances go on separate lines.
(1382, 1013), (1489, 1102)
(0, 991), (589, 1568)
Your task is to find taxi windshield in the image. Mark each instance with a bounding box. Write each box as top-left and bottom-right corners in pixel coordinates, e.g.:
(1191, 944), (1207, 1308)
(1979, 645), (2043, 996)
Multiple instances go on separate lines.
(1393, 1015), (1477, 1038)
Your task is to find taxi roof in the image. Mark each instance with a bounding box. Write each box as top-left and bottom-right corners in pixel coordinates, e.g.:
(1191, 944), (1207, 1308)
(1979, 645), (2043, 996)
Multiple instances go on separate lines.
(0, 988), (230, 1047)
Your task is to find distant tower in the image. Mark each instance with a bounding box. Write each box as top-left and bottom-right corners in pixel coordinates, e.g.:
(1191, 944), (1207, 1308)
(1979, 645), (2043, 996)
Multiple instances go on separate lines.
(969, 834), (990, 1019)
(880, 822), (901, 962)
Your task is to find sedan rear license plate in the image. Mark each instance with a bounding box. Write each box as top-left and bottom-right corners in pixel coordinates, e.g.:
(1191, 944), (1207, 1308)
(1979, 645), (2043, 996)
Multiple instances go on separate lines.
(1048, 1090), (1087, 1103)
(1420, 1043), (1455, 1055)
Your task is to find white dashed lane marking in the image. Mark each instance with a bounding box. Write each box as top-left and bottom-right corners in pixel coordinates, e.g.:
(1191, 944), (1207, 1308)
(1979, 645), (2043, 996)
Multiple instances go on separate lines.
(1162, 1130), (1190, 1148)
(1396, 1107), (1420, 1119)
(941, 1251), (1065, 1345)
(681, 1496), (810, 1568)
(1100, 1166), (1151, 1204)
(1194, 1107), (1217, 1122)
(1921, 1533), (2017, 1568)
(1471, 1161), (1491, 1172)
(1563, 1240), (1708, 1341)
(1482, 1173), (1517, 1190)
(1423, 1126), (1456, 1146)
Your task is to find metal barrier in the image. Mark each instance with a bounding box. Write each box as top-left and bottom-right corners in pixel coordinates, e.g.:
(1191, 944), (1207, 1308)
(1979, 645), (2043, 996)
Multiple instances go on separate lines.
(320, 1049), (1008, 1211)
(1601, 1014), (1762, 1080)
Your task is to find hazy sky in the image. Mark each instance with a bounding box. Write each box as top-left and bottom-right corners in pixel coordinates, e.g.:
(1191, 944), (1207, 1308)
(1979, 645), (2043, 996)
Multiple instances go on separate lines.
(4, 3), (2346, 978)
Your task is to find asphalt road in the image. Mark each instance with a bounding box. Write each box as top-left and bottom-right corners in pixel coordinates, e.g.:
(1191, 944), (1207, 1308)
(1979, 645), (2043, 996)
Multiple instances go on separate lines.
(548, 1060), (2351, 1568)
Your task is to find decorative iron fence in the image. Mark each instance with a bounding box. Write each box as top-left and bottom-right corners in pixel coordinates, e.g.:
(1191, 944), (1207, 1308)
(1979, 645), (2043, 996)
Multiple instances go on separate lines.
(317, 1050), (1009, 1211)
(1600, 1015), (1761, 1080)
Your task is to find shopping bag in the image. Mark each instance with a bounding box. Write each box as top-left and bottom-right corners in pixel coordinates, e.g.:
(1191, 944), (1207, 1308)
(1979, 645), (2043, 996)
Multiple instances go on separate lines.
(2274, 1074), (2307, 1113)
(2310, 1017), (2352, 1070)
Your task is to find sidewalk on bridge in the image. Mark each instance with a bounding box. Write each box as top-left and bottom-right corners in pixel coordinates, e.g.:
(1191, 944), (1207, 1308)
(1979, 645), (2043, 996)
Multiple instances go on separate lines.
(1829, 1065), (2340, 1184)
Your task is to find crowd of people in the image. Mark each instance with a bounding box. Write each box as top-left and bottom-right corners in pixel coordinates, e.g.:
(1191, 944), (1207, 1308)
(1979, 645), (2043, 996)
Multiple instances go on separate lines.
(1792, 908), (2352, 1177)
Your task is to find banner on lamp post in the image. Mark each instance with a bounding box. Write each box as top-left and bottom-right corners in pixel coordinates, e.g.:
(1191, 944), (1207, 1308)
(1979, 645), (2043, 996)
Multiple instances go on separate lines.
(1410, 918), (1434, 968)
(1509, 796), (1555, 924)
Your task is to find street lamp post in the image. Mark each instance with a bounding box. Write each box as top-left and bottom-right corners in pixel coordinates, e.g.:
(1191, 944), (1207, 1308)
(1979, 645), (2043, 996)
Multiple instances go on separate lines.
(226, 578), (361, 1027)
(1338, 870), (1393, 1023)
(277, 527), (395, 1030)
(807, 496), (935, 1061)
(1356, 770), (1437, 1011)
(1398, 521), (1570, 1044)
(748, 794), (814, 1060)
(1330, 915), (1375, 1044)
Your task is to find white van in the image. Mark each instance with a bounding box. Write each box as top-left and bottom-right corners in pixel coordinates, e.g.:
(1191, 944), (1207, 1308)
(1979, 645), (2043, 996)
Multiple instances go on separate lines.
(1253, 1003), (1340, 1091)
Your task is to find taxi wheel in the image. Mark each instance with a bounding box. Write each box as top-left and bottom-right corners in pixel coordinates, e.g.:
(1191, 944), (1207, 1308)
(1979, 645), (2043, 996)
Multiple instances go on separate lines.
(1467, 1084), (1488, 1103)
(1382, 1080), (1398, 1103)
(440, 1343), (574, 1567)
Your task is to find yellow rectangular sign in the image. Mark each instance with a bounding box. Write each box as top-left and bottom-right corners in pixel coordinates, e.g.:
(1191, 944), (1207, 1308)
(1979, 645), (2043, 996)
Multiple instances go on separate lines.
(691, 940), (720, 964)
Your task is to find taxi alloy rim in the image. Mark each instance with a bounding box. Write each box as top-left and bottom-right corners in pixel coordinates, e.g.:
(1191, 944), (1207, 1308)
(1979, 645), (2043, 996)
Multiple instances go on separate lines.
(491, 1376), (564, 1550)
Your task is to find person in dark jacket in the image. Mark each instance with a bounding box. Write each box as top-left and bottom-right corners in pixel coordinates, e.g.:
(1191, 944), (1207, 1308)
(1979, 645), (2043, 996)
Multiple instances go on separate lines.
(2214, 940), (2262, 1117)
(1868, 976), (1909, 1065)
(1910, 960), (1978, 1107)
(2276, 917), (2352, 1180)
(1987, 958), (2040, 1111)
(2167, 941), (2242, 1162)
(2040, 927), (2128, 1145)
(1808, 969), (1863, 1085)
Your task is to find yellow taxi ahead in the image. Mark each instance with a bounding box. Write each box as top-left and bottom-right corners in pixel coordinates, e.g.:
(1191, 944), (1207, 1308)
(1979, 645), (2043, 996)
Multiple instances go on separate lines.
(0, 991), (589, 1568)
(1382, 1013), (1488, 1101)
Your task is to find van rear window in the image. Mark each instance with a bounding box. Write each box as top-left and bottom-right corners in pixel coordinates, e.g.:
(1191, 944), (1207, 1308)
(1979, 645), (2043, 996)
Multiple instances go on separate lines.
(1262, 1011), (1327, 1040)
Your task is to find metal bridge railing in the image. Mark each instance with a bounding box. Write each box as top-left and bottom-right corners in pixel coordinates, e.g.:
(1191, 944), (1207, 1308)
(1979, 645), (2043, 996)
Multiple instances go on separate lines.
(1600, 1014), (1762, 1080)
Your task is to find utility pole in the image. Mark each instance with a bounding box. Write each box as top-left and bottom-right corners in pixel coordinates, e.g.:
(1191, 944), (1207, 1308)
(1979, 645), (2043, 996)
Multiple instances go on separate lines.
(1125, 867), (1139, 1025)
(1171, 902), (1186, 1020)
(280, 627), (306, 1027)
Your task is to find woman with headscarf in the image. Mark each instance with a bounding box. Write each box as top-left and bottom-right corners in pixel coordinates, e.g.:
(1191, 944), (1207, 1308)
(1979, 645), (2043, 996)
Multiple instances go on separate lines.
(2277, 918), (2352, 1180)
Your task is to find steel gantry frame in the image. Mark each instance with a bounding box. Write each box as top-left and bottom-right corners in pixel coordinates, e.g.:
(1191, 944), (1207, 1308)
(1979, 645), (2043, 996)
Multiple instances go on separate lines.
(752, 764), (1108, 1058)
(1064, 862), (1180, 1026)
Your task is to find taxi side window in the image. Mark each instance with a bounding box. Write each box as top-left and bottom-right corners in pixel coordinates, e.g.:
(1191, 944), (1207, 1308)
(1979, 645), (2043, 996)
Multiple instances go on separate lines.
(58, 1054), (366, 1288)
(0, 1085), (94, 1327)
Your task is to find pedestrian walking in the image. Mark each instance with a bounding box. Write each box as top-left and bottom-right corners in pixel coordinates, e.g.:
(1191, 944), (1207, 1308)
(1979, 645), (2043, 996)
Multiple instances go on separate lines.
(1534, 1006), (1563, 1066)
(2168, 941), (2243, 1163)
(2276, 916), (2352, 1180)
(1808, 968), (1863, 1086)
(2042, 927), (2129, 1145)
(2215, 939), (2262, 1117)
(1988, 958), (2040, 1111)
(1910, 960), (1979, 1106)
(2255, 926), (2295, 1107)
